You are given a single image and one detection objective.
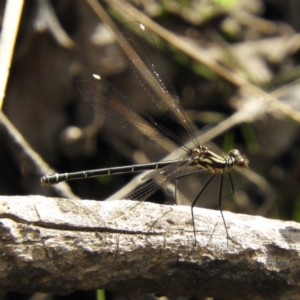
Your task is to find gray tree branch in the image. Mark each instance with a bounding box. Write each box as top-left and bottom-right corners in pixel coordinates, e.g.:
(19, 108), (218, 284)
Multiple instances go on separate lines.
(0, 195), (299, 299)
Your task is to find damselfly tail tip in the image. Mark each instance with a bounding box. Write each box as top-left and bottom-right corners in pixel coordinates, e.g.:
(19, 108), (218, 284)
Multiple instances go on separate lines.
(40, 176), (47, 186)
(40, 175), (55, 186)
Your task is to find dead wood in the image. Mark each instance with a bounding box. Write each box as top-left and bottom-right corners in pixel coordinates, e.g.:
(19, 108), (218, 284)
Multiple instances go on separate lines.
(0, 195), (300, 299)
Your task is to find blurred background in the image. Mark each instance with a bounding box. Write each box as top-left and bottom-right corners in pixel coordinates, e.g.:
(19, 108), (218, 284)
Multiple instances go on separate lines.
(1, 0), (300, 299)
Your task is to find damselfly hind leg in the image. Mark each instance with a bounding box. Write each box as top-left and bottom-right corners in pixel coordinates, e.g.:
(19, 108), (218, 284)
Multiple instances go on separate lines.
(218, 174), (231, 246)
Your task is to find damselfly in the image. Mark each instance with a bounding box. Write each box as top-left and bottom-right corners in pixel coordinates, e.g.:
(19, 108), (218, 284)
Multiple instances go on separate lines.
(41, 22), (248, 244)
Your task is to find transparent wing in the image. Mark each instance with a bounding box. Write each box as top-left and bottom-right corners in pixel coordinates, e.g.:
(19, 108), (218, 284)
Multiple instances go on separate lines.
(123, 179), (161, 202)
(124, 156), (194, 201)
(77, 74), (188, 148)
(121, 22), (199, 147)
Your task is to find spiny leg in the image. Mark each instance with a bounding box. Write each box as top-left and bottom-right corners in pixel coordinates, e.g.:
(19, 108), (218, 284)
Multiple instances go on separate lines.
(219, 173), (235, 247)
(191, 174), (216, 248)
(218, 173), (228, 238)
(222, 172), (238, 247)
(175, 177), (179, 205)
(228, 172), (235, 195)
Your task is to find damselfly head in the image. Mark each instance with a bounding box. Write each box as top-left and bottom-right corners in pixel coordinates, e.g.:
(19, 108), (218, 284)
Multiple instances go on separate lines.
(228, 149), (249, 170)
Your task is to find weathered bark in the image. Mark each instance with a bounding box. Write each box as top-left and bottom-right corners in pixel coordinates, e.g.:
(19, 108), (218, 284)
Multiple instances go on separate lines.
(0, 195), (299, 299)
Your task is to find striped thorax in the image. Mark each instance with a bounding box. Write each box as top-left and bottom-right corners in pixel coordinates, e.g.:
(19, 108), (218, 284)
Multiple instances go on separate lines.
(192, 147), (248, 174)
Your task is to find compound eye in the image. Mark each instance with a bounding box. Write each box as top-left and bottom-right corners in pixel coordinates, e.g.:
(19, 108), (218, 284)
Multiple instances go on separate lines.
(236, 157), (248, 170)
